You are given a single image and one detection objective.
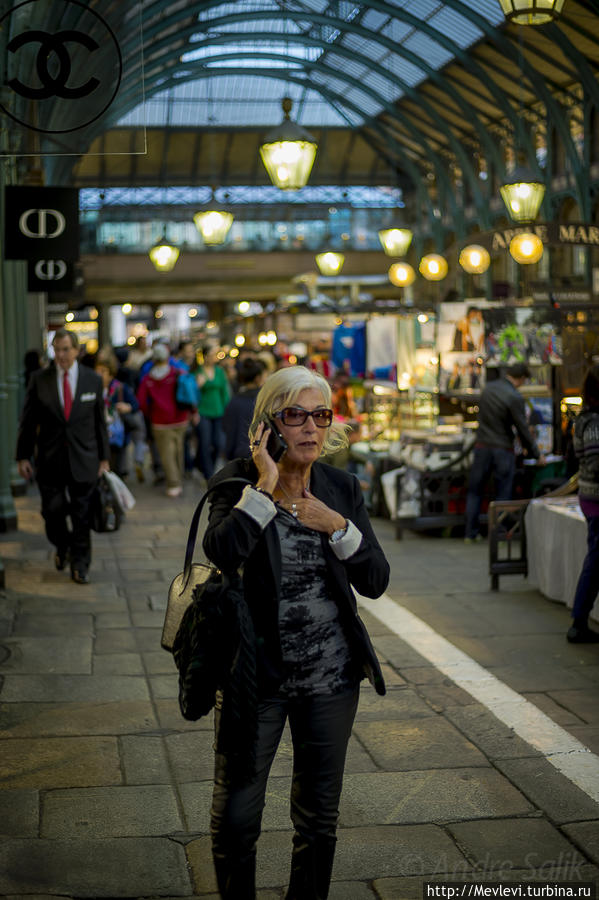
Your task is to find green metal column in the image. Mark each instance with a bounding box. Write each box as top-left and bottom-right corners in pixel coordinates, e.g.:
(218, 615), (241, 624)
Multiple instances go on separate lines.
(0, 160), (18, 546)
(5, 256), (27, 496)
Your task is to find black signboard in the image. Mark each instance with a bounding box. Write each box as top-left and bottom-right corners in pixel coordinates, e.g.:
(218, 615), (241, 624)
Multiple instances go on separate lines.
(27, 258), (74, 292)
(4, 186), (79, 260)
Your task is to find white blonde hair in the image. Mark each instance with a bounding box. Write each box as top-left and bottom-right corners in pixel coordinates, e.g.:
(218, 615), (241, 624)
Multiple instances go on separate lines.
(249, 366), (349, 456)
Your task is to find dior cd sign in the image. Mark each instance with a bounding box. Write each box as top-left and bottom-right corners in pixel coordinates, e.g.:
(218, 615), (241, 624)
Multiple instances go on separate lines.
(4, 186), (79, 263)
(0, 0), (122, 134)
(28, 259), (74, 292)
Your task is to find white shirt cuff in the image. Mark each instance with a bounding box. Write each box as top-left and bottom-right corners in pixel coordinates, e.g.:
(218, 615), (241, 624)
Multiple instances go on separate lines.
(235, 484), (277, 528)
(329, 518), (362, 560)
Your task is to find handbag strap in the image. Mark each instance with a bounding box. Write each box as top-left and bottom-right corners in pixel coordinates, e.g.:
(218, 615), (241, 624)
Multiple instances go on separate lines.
(182, 476), (253, 588)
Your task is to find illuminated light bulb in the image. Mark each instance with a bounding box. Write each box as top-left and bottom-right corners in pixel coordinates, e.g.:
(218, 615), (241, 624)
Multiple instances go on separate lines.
(121, 303), (132, 315)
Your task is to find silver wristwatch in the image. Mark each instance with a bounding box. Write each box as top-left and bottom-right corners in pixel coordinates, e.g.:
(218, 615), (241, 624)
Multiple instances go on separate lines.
(330, 522), (348, 543)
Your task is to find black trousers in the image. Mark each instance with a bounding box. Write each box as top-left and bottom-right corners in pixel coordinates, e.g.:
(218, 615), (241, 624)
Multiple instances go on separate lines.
(211, 685), (359, 900)
(38, 473), (96, 571)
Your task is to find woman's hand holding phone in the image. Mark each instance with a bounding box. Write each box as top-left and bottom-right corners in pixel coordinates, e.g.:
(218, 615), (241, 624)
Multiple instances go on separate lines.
(251, 420), (279, 495)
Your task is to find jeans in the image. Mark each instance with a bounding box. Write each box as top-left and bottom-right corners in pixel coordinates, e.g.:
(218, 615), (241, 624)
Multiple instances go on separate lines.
(465, 445), (515, 539)
(572, 514), (599, 624)
(211, 686), (359, 899)
(195, 416), (224, 480)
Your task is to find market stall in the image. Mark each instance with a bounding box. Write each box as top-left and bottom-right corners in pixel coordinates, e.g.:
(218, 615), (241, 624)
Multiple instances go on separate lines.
(525, 495), (595, 622)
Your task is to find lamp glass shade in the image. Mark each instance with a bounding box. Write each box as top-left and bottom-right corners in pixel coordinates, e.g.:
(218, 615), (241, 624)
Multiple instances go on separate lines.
(315, 251), (345, 276)
(193, 210), (233, 244)
(459, 244), (491, 274)
(419, 254), (448, 281)
(498, 0), (565, 24)
(509, 232), (544, 264)
(378, 227), (413, 257)
(500, 167), (545, 222)
(149, 241), (180, 272)
(260, 97), (317, 190)
(388, 262), (416, 287)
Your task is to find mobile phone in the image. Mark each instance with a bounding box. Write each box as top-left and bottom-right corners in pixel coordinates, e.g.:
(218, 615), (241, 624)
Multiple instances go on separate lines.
(263, 416), (287, 462)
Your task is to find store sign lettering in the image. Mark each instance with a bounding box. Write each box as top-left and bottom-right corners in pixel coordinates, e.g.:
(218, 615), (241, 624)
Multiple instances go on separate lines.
(558, 225), (599, 244)
(491, 223), (599, 249)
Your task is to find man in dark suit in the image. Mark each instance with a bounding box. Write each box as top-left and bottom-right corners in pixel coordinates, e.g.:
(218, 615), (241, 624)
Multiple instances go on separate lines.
(16, 329), (110, 584)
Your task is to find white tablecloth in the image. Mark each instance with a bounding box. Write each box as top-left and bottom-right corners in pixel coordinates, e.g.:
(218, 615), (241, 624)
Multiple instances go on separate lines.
(525, 496), (596, 621)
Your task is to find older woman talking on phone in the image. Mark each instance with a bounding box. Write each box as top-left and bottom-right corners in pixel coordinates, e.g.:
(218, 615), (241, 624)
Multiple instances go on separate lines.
(202, 366), (389, 900)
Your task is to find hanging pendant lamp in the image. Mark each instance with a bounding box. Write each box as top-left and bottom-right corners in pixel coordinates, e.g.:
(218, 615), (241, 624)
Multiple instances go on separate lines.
(509, 232), (544, 264)
(459, 245), (491, 275)
(500, 166), (545, 222)
(315, 251), (345, 276)
(388, 262), (416, 287)
(193, 209), (234, 245)
(419, 254), (448, 281)
(498, 0), (566, 25)
(259, 97), (317, 190)
(378, 226), (413, 258)
(149, 233), (180, 272)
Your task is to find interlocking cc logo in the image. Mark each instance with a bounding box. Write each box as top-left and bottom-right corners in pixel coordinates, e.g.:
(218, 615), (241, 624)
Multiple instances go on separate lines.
(7, 30), (100, 101)
(0, 0), (122, 134)
(20, 209), (66, 240)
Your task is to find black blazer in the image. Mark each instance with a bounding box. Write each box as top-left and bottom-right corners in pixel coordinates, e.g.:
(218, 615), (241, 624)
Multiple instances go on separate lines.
(203, 457), (389, 696)
(16, 364), (110, 484)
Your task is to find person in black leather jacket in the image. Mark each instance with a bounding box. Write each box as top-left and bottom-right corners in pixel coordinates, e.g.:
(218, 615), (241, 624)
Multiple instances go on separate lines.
(202, 365), (389, 900)
(465, 362), (545, 541)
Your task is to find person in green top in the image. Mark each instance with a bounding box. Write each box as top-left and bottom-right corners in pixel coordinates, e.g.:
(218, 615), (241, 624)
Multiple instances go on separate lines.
(194, 345), (231, 479)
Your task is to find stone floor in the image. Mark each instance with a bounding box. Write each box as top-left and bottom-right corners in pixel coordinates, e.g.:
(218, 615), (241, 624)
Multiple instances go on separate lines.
(0, 476), (598, 898)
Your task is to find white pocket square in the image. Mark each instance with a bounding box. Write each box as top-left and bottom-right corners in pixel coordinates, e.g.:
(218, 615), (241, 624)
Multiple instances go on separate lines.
(81, 392), (96, 401)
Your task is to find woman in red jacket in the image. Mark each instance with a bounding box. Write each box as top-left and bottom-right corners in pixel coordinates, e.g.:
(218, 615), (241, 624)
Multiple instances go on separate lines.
(137, 344), (188, 497)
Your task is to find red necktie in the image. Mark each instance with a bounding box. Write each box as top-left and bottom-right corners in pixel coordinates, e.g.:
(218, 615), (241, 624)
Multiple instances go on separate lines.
(63, 371), (72, 420)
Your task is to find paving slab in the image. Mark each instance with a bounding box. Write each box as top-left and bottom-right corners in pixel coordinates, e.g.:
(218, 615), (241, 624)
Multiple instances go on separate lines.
(143, 649), (178, 674)
(355, 686), (435, 721)
(495, 757), (599, 824)
(16, 592), (126, 613)
(339, 769), (533, 826)
(0, 838), (192, 896)
(0, 736), (120, 788)
(444, 703), (543, 760)
(562, 822), (599, 866)
(447, 818), (585, 873)
(0, 636), (92, 674)
(120, 734), (172, 784)
(353, 717), (490, 770)
(0, 673), (150, 702)
(0, 789), (39, 837)
(94, 627), (138, 654)
(0, 700), (157, 736)
(547, 690), (599, 723)
(333, 824), (467, 880)
(93, 651), (145, 675)
(11, 614), (94, 636)
(41, 784), (184, 838)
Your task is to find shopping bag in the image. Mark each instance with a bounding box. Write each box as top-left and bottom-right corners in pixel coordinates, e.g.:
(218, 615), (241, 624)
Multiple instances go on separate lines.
(104, 470), (136, 512)
(91, 474), (124, 533)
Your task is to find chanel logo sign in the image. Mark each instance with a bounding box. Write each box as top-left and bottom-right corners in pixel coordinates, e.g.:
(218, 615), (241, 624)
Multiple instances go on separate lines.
(19, 209), (66, 240)
(7, 30), (101, 101)
(0, 0), (122, 134)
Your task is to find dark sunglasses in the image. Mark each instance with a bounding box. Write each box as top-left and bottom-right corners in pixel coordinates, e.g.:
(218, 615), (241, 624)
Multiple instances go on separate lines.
(274, 406), (333, 427)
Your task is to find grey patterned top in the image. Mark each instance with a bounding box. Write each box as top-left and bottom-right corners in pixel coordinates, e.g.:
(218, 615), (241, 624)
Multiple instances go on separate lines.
(275, 507), (358, 697)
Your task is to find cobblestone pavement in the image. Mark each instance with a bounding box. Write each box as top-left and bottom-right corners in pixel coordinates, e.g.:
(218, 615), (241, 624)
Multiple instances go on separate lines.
(1, 477), (598, 899)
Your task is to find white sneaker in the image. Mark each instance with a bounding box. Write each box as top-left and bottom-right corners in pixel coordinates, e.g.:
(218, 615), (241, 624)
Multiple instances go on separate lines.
(166, 486), (182, 498)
